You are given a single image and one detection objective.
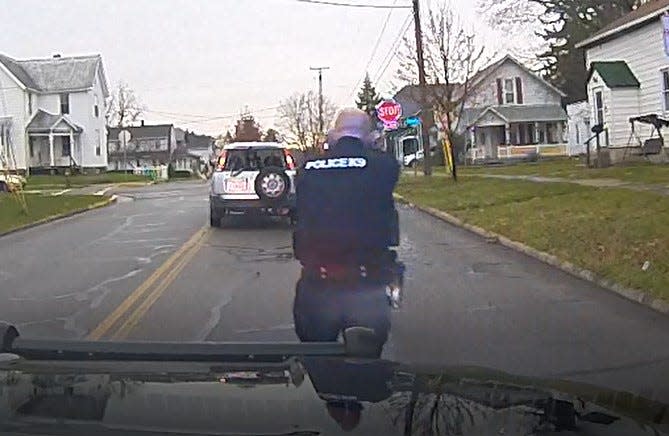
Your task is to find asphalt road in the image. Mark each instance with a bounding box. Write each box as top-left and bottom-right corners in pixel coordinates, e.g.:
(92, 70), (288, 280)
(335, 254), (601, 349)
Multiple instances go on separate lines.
(1, 180), (668, 403)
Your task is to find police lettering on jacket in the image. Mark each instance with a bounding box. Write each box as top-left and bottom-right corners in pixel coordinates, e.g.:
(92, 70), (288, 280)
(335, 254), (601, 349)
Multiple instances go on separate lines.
(304, 157), (367, 170)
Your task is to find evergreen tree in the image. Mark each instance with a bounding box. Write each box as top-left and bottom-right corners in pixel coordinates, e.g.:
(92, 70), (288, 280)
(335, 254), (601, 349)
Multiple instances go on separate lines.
(355, 73), (381, 115)
(531, 0), (641, 103)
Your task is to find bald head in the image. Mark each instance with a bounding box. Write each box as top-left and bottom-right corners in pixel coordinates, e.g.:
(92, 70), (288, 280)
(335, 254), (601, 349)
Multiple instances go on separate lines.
(329, 108), (372, 144)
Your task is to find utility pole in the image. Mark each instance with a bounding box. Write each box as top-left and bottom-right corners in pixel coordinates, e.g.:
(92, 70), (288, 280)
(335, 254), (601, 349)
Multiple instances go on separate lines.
(412, 0), (432, 176)
(310, 66), (330, 136)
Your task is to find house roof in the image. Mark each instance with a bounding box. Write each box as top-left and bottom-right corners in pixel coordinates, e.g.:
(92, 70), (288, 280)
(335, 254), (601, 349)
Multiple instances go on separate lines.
(0, 53), (106, 94)
(469, 104), (567, 127)
(588, 61), (640, 88)
(108, 124), (173, 140)
(26, 109), (83, 133)
(470, 54), (567, 98)
(576, 0), (669, 49)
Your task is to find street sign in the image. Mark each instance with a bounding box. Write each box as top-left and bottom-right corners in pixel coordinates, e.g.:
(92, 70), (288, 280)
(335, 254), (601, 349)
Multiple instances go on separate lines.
(118, 129), (132, 144)
(405, 116), (421, 127)
(376, 99), (402, 130)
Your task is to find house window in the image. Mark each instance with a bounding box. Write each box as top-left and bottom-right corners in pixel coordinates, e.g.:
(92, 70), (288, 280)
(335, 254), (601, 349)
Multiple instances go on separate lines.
(62, 136), (71, 157)
(594, 91), (604, 126)
(60, 93), (70, 114)
(95, 129), (101, 156)
(504, 78), (515, 104)
(94, 95), (100, 117)
(29, 138), (35, 157)
(28, 93), (33, 115)
(662, 70), (669, 111)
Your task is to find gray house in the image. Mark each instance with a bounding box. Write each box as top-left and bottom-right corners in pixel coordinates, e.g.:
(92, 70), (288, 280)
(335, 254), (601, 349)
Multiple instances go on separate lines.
(107, 122), (175, 171)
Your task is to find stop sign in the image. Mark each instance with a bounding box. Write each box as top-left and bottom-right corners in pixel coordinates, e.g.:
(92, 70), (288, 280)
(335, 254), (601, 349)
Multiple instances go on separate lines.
(376, 99), (402, 125)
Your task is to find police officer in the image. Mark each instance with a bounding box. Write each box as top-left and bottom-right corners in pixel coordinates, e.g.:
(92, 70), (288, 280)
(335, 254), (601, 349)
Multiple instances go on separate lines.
(292, 108), (401, 349)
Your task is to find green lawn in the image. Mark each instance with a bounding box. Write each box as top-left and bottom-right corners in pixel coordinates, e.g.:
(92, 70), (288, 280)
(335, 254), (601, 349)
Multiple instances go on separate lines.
(397, 176), (669, 301)
(456, 158), (669, 185)
(0, 194), (107, 234)
(25, 173), (151, 188)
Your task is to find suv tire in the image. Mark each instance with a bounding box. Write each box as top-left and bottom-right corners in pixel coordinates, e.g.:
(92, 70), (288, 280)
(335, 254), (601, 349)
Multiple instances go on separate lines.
(210, 203), (221, 228)
(254, 166), (290, 204)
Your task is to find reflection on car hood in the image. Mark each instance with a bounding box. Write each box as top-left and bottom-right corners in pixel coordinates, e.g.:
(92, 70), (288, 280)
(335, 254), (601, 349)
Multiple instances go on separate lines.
(0, 356), (667, 436)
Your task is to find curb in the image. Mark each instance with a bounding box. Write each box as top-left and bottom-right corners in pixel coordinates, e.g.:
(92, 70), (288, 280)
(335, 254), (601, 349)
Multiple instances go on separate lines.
(394, 193), (669, 315)
(0, 196), (118, 238)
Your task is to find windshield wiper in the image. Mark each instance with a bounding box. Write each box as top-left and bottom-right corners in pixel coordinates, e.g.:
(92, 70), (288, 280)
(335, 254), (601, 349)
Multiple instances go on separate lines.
(0, 323), (379, 362)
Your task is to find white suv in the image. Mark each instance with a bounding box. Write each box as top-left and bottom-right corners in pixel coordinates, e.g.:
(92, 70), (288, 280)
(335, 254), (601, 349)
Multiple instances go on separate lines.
(209, 142), (297, 227)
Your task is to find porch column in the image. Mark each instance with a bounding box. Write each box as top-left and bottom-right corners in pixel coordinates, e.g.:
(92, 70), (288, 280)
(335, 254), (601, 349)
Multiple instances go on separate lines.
(534, 122), (540, 144)
(48, 133), (55, 167)
(69, 131), (75, 166)
(504, 124), (511, 145)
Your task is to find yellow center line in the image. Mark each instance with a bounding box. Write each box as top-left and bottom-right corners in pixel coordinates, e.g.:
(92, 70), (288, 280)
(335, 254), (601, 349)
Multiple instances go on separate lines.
(87, 225), (209, 340)
(111, 228), (209, 340)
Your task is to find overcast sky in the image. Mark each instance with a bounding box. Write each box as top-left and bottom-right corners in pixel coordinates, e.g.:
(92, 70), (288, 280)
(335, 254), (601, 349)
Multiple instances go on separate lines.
(0, 0), (505, 135)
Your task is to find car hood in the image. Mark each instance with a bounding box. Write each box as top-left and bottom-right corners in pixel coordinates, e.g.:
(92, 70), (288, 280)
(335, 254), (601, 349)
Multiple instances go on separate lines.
(0, 356), (667, 436)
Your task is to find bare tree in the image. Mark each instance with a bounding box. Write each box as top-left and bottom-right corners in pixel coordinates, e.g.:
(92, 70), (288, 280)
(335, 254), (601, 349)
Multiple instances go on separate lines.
(278, 91), (336, 151)
(106, 82), (145, 128)
(395, 2), (487, 148)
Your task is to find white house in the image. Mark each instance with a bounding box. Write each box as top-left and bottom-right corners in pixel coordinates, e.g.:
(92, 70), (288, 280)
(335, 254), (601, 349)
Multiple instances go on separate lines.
(0, 53), (109, 173)
(575, 0), (669, 163)
(459, 55), (568, 161)
(393, 55), (568, 163)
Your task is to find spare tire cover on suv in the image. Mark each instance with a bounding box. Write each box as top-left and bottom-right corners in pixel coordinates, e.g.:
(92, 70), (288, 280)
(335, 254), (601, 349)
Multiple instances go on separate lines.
(254, 166), (290, 203)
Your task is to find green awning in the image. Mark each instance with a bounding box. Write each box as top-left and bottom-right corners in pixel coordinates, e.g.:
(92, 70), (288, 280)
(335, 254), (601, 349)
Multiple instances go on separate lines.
(589, 61), (640, 88)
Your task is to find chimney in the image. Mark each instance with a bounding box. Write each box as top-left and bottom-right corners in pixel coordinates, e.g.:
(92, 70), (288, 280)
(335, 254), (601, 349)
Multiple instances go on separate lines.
(53, 54), (61, 59)
(141, 120), (145, 127)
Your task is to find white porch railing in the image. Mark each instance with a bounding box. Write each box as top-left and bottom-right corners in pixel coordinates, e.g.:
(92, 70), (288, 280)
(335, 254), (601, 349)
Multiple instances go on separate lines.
(497, 143), (568, 158)
(468, 143), (568, 162)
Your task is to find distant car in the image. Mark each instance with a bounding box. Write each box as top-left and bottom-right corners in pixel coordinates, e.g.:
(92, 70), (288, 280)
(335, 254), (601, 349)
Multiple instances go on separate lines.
(403, 149), (424, 168)
(0, 174), (26, 193)
(209, 142), (297, 227)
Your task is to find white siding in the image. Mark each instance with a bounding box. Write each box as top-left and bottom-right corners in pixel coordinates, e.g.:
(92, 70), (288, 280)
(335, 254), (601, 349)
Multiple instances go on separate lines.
(34, 93), (60, 114)
(467, 59), (563, 107)
(0, 65), (28, 170)
(610, 88), (641, 147)
(586, 18), (668, 146)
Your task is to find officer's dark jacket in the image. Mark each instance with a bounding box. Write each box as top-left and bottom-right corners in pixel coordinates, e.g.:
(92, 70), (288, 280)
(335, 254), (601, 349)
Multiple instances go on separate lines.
(292, 136), (400, 265)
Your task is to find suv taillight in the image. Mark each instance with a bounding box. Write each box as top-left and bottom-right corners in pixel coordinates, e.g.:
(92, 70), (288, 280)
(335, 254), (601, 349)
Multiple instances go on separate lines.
(283, 149), (295, 170)
(216, 151), (227, 171)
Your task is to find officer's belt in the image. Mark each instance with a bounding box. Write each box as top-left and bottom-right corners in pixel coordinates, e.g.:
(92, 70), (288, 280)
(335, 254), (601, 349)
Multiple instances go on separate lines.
(302, 263), (388, 282)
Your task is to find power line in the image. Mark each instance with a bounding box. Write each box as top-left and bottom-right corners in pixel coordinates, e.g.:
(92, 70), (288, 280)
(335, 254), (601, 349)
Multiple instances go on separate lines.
(295, 0), (410, 8)
(372, 12), (412, 85)
(346, 0), (398, 102)
(145, 106), (280, 124)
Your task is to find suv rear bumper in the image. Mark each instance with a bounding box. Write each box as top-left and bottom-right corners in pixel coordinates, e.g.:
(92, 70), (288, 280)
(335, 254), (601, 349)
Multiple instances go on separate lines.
(210, 194), (296, 214)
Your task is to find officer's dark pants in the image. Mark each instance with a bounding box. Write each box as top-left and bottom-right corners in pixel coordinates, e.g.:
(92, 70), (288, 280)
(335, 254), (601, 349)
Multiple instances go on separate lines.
(293, 276), (391, 347)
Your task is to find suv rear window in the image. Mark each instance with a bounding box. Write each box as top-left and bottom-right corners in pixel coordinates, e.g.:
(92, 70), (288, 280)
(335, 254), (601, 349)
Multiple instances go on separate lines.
(224, 148), (286, 171)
